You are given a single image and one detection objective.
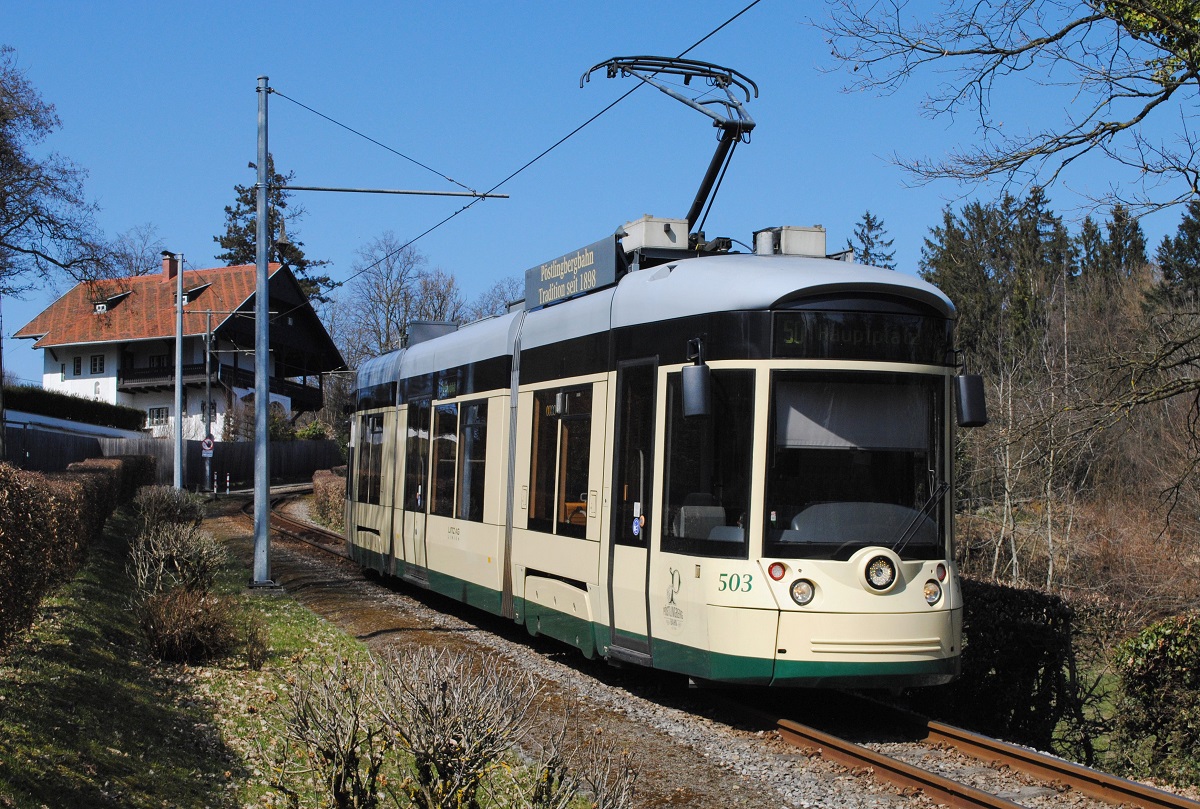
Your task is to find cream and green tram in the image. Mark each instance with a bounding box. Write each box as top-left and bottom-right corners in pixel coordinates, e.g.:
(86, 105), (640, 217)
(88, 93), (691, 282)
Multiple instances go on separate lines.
(346, 217), (986, 688)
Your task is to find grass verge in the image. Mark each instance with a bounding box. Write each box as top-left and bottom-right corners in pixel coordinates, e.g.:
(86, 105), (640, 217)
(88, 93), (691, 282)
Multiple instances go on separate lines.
(0, 499), (370, 808)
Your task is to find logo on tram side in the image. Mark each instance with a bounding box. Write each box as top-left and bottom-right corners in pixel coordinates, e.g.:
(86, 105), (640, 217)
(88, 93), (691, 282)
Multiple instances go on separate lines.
(663, 567), (684, 633)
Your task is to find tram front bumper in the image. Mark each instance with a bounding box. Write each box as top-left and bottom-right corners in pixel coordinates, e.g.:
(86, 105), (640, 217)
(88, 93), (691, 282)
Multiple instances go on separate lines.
(769, 608), (962, 687)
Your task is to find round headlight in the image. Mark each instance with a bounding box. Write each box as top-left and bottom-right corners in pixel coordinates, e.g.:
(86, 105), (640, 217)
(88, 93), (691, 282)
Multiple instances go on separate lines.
(924, 579), (942, 605)
(768, 562), (787, 581)
(865, 555), (896, 591)
(790, 579), (815, 606)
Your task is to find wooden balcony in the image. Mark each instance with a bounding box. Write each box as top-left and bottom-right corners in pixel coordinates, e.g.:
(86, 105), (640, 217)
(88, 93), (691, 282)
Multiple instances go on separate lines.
(118, 363), (323, 412)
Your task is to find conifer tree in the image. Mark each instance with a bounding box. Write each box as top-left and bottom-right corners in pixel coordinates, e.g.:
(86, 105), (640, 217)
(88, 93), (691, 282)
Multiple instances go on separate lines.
(213, 154), (330, 299)
(847, 210), (896, 270)
(1154, 199), (1200, 303)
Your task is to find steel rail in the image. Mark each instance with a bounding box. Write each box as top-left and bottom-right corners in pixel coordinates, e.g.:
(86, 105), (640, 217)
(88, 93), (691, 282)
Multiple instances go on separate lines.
(923, 721), (1200, 809)
(776, 718), (1025, 809)
(267, 500), (350, 560)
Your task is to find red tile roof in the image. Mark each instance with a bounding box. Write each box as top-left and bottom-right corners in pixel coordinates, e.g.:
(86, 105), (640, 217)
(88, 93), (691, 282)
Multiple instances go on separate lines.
(14, 263), (285, 348)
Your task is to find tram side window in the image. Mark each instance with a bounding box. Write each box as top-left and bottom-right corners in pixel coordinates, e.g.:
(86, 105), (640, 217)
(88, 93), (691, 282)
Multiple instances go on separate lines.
(404, 400), (431, 512)
(456, 400), (488, 522)
(662, 369), (754, 558)
(429, 403), (458, 517)
(528, 386), (592, 539)
(356, 414), (384, 506)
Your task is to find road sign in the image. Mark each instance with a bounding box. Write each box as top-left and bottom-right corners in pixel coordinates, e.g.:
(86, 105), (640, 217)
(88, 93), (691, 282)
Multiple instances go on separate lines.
(201, 436), (214, 457)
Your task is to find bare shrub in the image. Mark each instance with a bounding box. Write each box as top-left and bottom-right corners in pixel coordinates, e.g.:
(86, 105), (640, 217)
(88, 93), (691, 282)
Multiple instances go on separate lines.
(512, 723), (637, 809)
(240, 610), (270, 671)
(312, 469), (346, 531)
(265, 654), (390, 809)
(140, 588), (239, 663)
(128, 522), (226, 596)
(133, 484), (204, 532)
(262, 650), (638, 809)
(376, 648), (541, 809)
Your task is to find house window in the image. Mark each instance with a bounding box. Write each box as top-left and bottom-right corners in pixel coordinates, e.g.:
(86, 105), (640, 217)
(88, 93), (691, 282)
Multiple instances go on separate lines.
(73, 357), (82, 376)
(147, 407), (169, 427)
(60, 364), (66, 381)
(149, 354), (169, 369)
(90, 355), (104, 374)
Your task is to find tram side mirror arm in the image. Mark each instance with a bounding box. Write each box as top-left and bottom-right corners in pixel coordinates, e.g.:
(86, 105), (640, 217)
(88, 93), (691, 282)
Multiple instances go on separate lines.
(956, 374), (988, 428)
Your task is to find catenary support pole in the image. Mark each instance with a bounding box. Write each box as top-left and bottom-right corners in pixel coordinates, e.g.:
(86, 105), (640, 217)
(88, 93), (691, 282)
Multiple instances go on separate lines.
(252, 75), (273, 587)
(173, 252), (184, 489)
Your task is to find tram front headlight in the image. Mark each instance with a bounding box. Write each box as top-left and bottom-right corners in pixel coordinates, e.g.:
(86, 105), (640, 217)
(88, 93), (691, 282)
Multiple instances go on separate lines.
(865, 555), (896, 591)
(924, 579), (942, 605)
(790, 579), (815, 606)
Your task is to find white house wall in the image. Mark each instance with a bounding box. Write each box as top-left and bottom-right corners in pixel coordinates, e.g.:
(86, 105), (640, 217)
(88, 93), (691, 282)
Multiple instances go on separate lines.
(41, 344), (118, 402)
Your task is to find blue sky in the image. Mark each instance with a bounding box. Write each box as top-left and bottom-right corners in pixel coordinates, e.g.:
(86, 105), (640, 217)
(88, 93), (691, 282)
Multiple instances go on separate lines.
(2, 1), (1188, 385)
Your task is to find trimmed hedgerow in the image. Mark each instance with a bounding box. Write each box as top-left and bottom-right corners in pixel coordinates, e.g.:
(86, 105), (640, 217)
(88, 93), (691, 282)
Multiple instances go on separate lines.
(311, 468), (346, 532)
(0, 456), (154, 651)
(3, 384), (146, 430)
(1112, 613), (1200, 786)
(929, 577), (1078, 751)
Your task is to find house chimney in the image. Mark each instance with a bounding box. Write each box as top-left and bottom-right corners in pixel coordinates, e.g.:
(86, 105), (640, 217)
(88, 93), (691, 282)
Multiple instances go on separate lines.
(162, 254), (179, 281)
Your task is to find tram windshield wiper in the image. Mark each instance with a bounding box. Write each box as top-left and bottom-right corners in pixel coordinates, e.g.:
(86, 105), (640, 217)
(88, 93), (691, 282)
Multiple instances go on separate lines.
(890, 480), (949, 555)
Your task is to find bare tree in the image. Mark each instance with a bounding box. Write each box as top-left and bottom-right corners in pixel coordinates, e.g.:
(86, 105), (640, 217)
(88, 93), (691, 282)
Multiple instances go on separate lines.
(1, 44), (110, 460)
(0, 45), (109, 293)
(109, 222), (165, 277)
(819, 1), (1200, 211)
(467, 275), (523, 320)
(337, 232), (427, 366)
(413, 267), (466, 324)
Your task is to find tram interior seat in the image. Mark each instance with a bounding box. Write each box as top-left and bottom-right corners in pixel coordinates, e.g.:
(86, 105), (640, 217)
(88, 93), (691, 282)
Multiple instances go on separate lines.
(673, 494), (728, 540)
(780, 502), (936, 545)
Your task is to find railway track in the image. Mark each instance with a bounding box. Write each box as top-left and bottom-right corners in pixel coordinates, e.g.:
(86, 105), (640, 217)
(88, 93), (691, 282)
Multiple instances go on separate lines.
(258, 495), (1200, 809)
(746, 694), (1200, 809)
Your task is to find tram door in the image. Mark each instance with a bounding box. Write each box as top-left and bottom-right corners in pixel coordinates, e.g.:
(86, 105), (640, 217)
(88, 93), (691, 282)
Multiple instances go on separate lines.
(608, 361), (657, 656)
(401, 399), (431, 574)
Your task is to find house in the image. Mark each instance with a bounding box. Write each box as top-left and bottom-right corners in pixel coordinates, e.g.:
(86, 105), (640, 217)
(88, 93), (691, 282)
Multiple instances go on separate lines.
(13, 255), (345, 440)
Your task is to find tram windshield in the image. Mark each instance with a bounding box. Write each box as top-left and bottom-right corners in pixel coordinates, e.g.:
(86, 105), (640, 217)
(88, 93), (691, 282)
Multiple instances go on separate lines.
(764, 372), (946, 561)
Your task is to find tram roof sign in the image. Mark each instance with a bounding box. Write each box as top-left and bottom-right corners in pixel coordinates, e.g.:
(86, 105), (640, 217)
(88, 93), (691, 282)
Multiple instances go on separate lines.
(523, 234), (621, 310)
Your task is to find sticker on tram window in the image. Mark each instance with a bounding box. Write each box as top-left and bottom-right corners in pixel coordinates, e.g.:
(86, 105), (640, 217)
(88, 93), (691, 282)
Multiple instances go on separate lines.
(718, 573), (753, 592)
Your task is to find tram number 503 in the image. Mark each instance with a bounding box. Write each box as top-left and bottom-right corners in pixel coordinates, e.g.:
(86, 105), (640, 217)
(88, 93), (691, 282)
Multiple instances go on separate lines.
(718, 573), (753, 593)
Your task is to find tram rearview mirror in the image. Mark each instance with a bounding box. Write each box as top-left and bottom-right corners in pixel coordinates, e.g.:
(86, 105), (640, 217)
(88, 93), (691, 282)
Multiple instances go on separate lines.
(956, 374), (988, 428)
(682, 363), (712, 418)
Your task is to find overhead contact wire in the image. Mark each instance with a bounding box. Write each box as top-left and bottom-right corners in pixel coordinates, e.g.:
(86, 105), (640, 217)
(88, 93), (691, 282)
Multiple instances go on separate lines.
(274, 0), (758, 302)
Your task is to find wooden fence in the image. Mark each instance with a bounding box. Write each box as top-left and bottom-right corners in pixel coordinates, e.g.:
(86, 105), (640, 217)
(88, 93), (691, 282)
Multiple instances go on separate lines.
(1, 426), (342, 489)
(97, 437), (344, 489)
(3, 425), (102, 473)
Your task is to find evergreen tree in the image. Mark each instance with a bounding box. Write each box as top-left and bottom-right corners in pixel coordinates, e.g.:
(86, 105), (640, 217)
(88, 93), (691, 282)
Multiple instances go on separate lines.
(1097, 204), (1147, 285)
(920, 201), (1006, 372)
(1075, 216), (1105, 277)
(846, 210), (896, 269)
(213, 154), (330, 299)
(1154, 199), (1200, 303)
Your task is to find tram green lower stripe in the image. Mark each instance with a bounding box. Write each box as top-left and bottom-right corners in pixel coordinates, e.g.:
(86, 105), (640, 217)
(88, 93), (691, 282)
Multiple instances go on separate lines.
(346, 550), (958, 686)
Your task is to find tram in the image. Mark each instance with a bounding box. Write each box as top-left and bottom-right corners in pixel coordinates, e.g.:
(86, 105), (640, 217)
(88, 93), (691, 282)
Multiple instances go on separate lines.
(345, 214), (987, 688)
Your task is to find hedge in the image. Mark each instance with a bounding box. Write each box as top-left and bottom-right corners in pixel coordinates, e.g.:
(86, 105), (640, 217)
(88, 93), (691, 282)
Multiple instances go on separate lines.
(3, 384), (147, 431)
(1113, 613), (1200, 785)
(0, 455), (156, 651)
(312, 467), (346, 532)
(929, 577), (1077, 751)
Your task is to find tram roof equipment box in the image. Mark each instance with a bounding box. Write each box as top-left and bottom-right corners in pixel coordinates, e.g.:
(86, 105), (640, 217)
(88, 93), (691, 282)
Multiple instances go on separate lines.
(753, 225), (827, 258)
(621, 215), (689, 253)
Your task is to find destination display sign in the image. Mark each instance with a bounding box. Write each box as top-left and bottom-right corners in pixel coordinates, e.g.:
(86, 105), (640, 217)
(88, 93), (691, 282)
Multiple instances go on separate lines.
(773, 310), (952, 365)
(524, 235), (620, 310)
